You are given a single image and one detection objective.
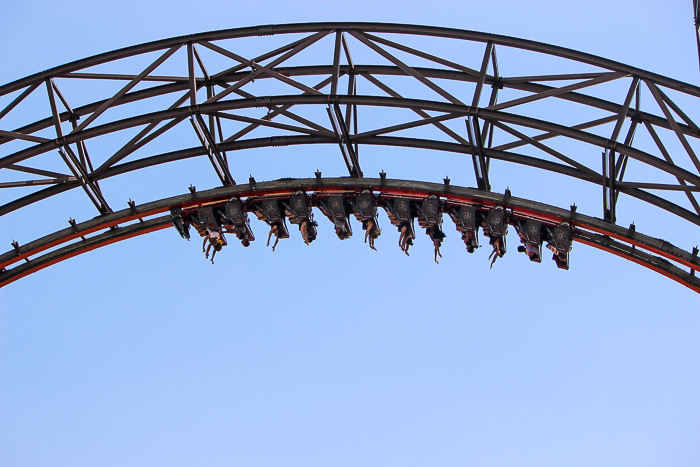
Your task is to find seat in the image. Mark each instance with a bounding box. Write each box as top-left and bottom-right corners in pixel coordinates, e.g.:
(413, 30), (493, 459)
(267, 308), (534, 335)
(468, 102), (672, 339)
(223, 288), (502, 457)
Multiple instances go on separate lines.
(222, 197), (255, 244)
(318, 194), (353, 240)
(546, 222), (572, 269)
(448, 204), (479, 252)
(514, 218), (542, 263)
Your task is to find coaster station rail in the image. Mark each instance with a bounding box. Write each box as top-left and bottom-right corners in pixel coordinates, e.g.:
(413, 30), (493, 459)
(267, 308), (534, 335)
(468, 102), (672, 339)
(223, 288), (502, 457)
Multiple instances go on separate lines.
(1, 23), (699, 289)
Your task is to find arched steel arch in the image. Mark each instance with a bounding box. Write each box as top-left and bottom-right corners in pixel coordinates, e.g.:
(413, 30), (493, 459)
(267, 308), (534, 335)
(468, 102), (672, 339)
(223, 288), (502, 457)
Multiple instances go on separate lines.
(1, 23), (699, 288)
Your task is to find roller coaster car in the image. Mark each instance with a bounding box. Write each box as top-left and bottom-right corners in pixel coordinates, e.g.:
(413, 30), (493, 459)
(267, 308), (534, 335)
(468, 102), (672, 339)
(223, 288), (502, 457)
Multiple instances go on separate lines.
(285, 192), (312, 222)
(349, 190), (381, 249)
(181, 209), (207, 238)
(384, 197), (412, 226)
(514, 218), (543, 263)
(417, 196), (446, 263)
(416, 196), (441, 229)
(350, 190), (376, 222)
(169, 207), (190, 240)
(224, 197), (247, 223)
(318, 194), (353, 240)
(197, 206), (220, 231)
(220, 198), (255, 246)
(253, 198), (290, 239)
(546, 222), (572, 270)
(284, 192), (317, 245)
(383, 197), (416, 256)
(483, 206), (507, 267)
(449, 205), (479, 253)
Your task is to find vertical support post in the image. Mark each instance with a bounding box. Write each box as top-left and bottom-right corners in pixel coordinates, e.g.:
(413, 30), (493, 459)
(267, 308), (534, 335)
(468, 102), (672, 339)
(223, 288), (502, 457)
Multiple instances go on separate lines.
(603, 148), (616, 223)
(328, 101), (362, 177)
(353, 77), (359, 158)
(694, 0), (700, 74)
(187, 42), (197, 107)
(472, 41), (494, 108)
(342, 32), (356, 132)
(466, 116), (490, 191)
(331, 30), (342, 96)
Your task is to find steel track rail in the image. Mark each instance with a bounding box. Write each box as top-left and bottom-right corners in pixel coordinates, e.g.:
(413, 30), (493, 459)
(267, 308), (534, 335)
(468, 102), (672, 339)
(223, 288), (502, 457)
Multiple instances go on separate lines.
(4, 130), (700, 231)
(1, 178), (698, 291)
(4, 95), (699, 186)
(2, 23), (699, 97)
(2, 65), (697, 149)
(2, 23), (700, 289)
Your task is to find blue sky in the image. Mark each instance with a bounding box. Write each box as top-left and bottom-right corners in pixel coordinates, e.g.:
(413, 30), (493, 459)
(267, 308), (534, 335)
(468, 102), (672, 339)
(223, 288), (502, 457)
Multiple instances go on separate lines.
(1, 1), (700, 466)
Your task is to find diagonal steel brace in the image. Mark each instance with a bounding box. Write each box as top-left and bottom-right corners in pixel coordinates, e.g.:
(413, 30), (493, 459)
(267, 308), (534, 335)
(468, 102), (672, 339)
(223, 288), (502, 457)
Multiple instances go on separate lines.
(57, 145), (112, 214)
(190, 112), (235, 186)
(327, 101), (362, 178)
(466, 115), (490, 191)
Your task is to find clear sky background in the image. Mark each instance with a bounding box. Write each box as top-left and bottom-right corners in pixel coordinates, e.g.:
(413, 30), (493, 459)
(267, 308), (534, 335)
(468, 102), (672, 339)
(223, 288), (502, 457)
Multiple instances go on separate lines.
(1, 1), (700, 466)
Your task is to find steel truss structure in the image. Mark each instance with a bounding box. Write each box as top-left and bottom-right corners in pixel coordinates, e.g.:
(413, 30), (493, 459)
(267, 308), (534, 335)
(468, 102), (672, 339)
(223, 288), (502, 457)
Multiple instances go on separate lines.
(1, 23), (699, 289)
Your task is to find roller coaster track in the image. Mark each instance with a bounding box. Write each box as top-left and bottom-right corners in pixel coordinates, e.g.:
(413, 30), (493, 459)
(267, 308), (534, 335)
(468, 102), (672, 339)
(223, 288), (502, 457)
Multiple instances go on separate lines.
(1, 178), (699, 292)
(1, 23), (699, 289)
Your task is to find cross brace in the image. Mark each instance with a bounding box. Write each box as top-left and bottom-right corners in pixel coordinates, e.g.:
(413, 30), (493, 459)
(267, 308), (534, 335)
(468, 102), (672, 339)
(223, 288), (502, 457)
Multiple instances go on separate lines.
(466, 116), (490, 191)
(327, 101), (362, 178)
(58, 145), (111, 214)
(190, 112), (235, 186)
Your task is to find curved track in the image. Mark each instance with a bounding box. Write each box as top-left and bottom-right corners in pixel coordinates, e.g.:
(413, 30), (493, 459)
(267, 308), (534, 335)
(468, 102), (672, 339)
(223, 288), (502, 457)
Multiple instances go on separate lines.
(1, 23), (699, 288)
(1, 177), (698, 292)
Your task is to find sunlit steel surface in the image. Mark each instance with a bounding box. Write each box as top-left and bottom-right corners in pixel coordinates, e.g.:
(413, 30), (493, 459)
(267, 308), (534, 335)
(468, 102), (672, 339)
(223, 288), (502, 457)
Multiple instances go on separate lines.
(1, 23), (699, 288)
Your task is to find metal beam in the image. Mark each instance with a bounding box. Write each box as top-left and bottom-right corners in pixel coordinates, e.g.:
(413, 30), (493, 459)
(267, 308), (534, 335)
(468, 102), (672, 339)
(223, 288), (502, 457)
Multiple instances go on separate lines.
(603, 147), (616, 222)
(331, 31), (342, 95)
(354, 112), (461, 138)
(71, 45), (181, 134)
(2, 178), (698, 292)
(645, 120), (700, 215)
(646, 79), (700, 173)
(222, 75), (334, 143)
(93, 91), (193, 176)
(190, 112), (235, 186)
(361, 72), (469, 145)
(203, 30), (331, 104)
(0, 83), (39, 121)
(213, 111), (334, 137)
(694, 0), (700, 74)
(610, 77), (639, 143)
(0, 130), (50, 144)
(472, 41), (493, 108)
(187, 43), (197, 107)
(327, 101), (362, 177)
(199, 40), (324, 96)
(348, 30), (465, 105)
(51, 79), (96, 177)
(488, 72), (626, 111)
(3, 64), (698, 152)
(5, 132), (700, 230)
(58, 145), (111, 214)
(489, 120), (599, 178)
(0, 177), (74, 188)
(481, 45), (500, 150)
(493, 115), (618, 152)
(466, 116), (489, 190)
(360, 31), (480, 77)
(6, 164), (70, 179)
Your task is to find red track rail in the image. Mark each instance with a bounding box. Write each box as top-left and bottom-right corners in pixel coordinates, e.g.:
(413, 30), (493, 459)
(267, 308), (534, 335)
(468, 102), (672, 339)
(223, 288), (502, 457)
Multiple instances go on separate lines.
(2, 178), (699, 291)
